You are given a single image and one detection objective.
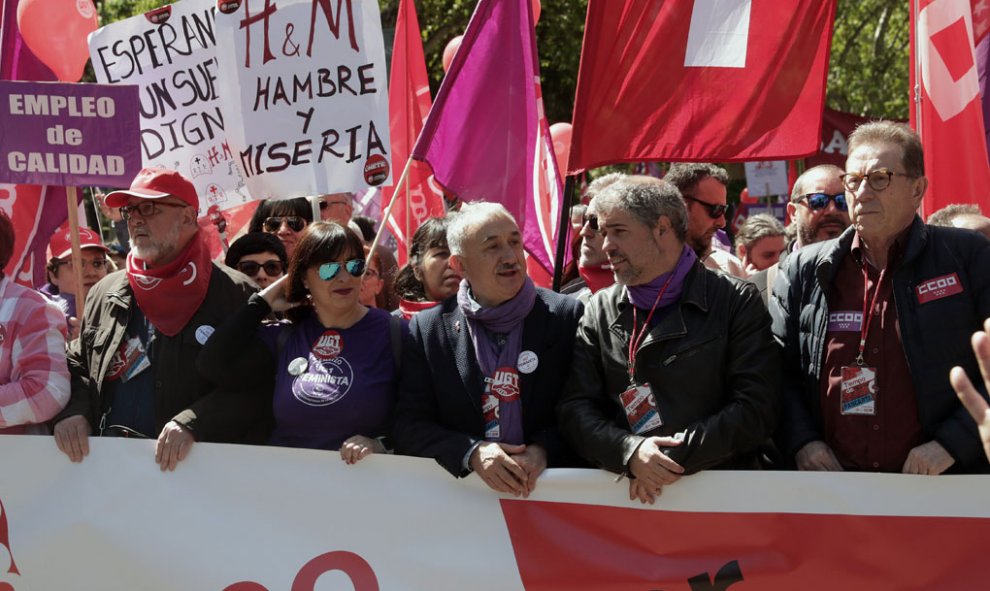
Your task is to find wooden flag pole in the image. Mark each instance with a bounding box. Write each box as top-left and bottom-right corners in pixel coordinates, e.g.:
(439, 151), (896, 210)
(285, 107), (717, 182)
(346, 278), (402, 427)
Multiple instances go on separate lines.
(65, 186), (86, 311)
(368, 156), (415, 260)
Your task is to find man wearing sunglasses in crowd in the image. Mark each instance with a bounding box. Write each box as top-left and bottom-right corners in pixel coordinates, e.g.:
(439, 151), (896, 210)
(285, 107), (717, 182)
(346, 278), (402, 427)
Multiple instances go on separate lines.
(52, 167), (269, 471)
(770, 121), (990, 475)
(225, 232), (288, 290)
(561, 172), (625, 302)
(748, 164), (851, 306)
(665, 163), (746, 279)
(316, 192), (355, 225)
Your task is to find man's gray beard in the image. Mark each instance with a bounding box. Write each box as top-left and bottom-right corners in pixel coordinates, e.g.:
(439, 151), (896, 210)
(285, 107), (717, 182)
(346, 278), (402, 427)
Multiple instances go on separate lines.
(132, 222), (182, 265)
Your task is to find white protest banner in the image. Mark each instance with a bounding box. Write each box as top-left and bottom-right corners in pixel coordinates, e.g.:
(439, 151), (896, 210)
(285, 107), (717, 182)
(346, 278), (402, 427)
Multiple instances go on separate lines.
(88, 0), (253, 212)
(1, 436), (989, 590)
(744, 160), (790, 197)
(213, 0), (391, 201)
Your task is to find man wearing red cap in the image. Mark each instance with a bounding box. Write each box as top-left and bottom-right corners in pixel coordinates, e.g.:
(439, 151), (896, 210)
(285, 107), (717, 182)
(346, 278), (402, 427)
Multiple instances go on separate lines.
(40, 225), (110, 339)
(53, 167), (267, 470)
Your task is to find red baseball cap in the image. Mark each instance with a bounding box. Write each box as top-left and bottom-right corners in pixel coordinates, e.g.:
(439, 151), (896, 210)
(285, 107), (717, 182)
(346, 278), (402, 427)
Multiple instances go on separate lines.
(49, 225), (109, 260)
(104, 167), (199, 209)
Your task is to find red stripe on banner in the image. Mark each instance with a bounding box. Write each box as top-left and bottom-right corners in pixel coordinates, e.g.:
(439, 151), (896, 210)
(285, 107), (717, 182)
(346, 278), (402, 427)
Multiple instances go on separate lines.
(502, 500), (988, 589)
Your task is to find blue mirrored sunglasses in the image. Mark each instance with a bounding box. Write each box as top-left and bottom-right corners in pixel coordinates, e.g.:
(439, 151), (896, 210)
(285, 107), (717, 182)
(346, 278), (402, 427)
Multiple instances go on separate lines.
(800, 192), (848, 212)
(317, 259), (365, 281)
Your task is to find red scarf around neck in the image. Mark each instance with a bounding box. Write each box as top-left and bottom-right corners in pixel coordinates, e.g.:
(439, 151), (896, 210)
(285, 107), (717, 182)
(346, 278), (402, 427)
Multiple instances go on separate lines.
(398, 298), (440, 320)
(578, 264), (615, 294)
(127, 233), (213, 336)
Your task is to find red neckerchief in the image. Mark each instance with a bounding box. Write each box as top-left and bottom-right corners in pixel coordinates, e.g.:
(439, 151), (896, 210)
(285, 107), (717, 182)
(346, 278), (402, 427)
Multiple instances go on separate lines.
(127, 233), (213, 337)
(578, 264), (614, 294)
(398, 298), (440, 320)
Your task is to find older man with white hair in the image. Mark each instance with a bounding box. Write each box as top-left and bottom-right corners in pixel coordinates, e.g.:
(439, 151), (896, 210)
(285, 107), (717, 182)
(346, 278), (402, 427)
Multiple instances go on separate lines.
(394, 202), (583, 497)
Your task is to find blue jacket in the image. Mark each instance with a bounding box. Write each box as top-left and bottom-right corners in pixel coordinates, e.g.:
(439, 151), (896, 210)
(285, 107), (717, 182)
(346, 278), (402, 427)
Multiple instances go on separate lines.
(770, 217), (990, 471)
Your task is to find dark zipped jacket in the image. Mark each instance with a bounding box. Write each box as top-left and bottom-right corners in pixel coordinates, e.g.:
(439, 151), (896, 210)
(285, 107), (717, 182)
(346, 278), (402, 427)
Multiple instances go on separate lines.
(558, 261), (781, 475)
(769, 218), (990, 471)
(55, 263), (269, 443)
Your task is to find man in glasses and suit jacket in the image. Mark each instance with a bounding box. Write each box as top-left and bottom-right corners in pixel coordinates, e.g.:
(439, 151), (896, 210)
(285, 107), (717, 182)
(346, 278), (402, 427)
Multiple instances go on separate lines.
(771, 121), (990, 475)
(394, 202), (583, 498)
(52, 167), (268, 471)
(665, 163), (746, 278)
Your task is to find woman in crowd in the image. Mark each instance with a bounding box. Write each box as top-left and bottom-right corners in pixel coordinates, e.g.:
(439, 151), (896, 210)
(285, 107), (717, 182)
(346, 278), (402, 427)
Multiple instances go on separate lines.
(359, 245), (394, 310)
(198, 222), (405, 462)
(248, 197), (313, 259)
(392, 217), (461, 319)
(225, 232), (287, 290)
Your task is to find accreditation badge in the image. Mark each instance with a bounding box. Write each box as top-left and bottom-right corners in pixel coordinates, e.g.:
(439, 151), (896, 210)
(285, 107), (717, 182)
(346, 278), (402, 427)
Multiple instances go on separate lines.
(619, 383), (663, 435)
(840, 365), (877, 416)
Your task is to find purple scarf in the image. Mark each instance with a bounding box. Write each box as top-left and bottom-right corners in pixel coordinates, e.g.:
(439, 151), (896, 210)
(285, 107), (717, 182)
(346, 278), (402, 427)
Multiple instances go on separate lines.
(627, 245), (697, 309)
(457, 277), (537, 444)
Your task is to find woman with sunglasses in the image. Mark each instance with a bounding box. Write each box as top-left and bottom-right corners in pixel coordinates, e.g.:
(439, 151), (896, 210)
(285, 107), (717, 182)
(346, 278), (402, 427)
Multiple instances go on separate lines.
(393, 217), (462, 319)
(248, 198), (313, 259)
(198, 222), (406, 462)
(224, 232), (287, 289)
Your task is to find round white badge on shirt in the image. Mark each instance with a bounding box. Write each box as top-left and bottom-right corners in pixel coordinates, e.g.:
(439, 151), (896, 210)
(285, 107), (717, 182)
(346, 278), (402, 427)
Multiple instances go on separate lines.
(195, 325), (215, 345)
(288, 357), (309, 376)
(517, 350), (539, 374)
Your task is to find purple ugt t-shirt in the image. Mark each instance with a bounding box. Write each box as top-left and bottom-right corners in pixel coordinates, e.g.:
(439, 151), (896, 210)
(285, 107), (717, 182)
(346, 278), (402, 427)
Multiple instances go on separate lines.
(258, 307), (403, 451)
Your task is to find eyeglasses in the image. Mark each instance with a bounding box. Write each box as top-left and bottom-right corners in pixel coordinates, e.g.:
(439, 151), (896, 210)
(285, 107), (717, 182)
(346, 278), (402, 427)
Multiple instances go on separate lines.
(57, 258), (108, 270)
(263, 216), (307, 233)
(318, 259), (366, 281)
(797, 192), (848, 212)
(236, 260), (285, 277)
(683, 195), (728, 219)
(362, 266), (380, 280)
(839, 168), (914, 192)
(119, 201), (188, 221)
(582, 213), (599, 231)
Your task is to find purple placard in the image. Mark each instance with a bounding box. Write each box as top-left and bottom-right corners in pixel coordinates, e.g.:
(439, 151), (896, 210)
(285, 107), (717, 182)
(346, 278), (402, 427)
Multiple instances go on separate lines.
(0, 80), (141, 186)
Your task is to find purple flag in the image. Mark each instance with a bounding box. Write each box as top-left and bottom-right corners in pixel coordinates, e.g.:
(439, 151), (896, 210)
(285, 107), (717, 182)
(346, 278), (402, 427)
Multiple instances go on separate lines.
(411, 0), (564, 282)
(978, 34), (990, 166)
(0, 0), (73, 288)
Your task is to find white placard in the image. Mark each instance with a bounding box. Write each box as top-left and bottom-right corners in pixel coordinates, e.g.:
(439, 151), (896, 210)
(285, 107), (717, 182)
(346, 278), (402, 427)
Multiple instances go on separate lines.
(213, 0), (392, 201)
(88, 0), (254, 212)
(744, 159), (790, 196)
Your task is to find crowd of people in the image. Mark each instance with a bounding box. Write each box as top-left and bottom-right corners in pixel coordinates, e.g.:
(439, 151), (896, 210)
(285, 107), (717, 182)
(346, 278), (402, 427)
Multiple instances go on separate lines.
(2, 121), (990, 501)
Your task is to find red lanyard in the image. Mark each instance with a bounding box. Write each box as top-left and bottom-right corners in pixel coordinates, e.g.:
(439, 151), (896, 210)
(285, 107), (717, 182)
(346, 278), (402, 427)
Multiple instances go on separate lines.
(856, 264), (886, 366)
(627, 273), (675, 380)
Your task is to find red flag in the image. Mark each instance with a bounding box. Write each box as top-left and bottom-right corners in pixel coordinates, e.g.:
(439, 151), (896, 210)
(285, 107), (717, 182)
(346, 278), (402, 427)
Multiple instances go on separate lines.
(0, 0), (73, 287)
(383, 0), (446, 266)
(568, 0), (836, 172)
(911, 0), (990, 218)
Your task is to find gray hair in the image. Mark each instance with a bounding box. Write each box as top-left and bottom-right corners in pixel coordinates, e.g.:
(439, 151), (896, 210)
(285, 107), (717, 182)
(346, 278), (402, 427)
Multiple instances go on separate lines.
(734, 214), (785, 253)
(848, 121), (925, 178)
(583, 172), (627, 202)
(594, 176), (688, 242)
(664, 163), (729, 197)
(927, 203), (983, 227)
(446, 201), (516, 256)
(791, 164), (844, 202)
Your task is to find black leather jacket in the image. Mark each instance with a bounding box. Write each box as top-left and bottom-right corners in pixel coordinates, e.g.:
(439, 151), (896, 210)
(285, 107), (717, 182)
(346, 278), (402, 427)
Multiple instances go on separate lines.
(558, 261), (781, 475)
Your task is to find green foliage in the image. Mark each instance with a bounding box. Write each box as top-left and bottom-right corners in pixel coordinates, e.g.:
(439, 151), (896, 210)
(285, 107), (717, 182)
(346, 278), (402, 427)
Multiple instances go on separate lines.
(827, 0), (910, 120)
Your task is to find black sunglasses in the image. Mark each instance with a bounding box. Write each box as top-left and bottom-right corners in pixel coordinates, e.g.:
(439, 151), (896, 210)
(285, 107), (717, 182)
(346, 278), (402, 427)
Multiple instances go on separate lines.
(263, 216), (306, 233)
(318, 259), (366, 281)
(236, 260), (285, 277)
(798, 192), (848, 212)
(683, 195), (728, 219)
(582, 213), (598, 231)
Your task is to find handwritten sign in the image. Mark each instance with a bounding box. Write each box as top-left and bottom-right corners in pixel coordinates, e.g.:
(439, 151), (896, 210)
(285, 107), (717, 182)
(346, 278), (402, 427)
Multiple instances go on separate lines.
(0, 81), (140, 186)
(88, 0), (253, 211)
(214, 0), (391, 200)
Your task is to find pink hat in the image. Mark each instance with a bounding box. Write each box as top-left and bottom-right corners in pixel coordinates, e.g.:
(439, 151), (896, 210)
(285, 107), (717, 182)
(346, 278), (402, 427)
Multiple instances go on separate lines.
(49, 226), (109, 260)
(104, 167), (199, 209)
